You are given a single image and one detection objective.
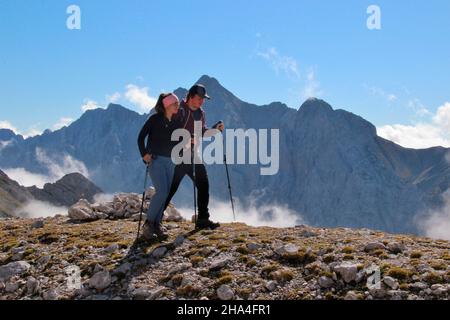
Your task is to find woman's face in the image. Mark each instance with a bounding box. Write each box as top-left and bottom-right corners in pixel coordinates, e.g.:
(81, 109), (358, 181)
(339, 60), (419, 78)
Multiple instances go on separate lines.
(166, 102), (179, 115)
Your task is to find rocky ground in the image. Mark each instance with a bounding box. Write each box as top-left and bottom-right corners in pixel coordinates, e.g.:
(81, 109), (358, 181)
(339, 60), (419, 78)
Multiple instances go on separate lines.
(0, 200), (449, 300)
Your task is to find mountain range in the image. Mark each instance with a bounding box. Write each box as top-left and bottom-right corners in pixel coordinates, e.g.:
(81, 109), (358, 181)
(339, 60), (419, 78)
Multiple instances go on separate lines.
(1, 75), (449, 234)
(0, 169), (102, 217)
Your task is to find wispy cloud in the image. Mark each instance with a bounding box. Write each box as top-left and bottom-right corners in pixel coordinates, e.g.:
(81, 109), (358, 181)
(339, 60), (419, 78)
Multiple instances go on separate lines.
(257, 47), (300, 78)
(81, 99), (104, 112)
(124, 84), (158, 113)
(0, 140), (12, 151)
(0, 120), (42, 138)
(177, 197), (304, 228)
(377, 102), (450, 148)
(106, 92), (121, 103)
(0, 120), (19, 133)
(417, 189), (450, 241)
(14, 199), (67, 219)
(364, 84), (398, 103)
(52, 117), (74, 131)
(302, 69), (323, 99)
(3, 147), (89, 188)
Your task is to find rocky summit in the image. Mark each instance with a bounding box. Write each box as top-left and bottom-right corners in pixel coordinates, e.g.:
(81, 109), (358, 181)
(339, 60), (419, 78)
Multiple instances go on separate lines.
(0, 211), (448, 300)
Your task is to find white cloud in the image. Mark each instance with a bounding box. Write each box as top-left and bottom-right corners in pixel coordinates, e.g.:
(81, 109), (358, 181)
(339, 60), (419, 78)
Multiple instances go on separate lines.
(302, 69), (323, 99)
(257, 47), (300, 78)
(0, 120), (40, 138)
(377, 102), (450, 149)
(417, 190), (450, 241)
(35, 147), (89, 180)
(14, 199), (67, 219)
(2, 147), (89, 188)
(0, 120), (19, 133)
(0, 140), (12, 151)
(124, 84), (158, 113)
(2, 168), (50, 188)
(93, 193), (115, 203)
(52, 117), (74, 131)
(177, 197), (304, 228)
(81, 99), (103, 112)
(106, 92), (121, 103)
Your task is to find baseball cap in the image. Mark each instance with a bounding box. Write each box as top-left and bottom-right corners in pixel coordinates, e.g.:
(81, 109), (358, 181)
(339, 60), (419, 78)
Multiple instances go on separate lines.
(188, 84), (210, 100)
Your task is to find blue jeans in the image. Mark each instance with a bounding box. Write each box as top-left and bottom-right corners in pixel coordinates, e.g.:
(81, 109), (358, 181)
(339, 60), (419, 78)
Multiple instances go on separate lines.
(146, 155), (175, 226)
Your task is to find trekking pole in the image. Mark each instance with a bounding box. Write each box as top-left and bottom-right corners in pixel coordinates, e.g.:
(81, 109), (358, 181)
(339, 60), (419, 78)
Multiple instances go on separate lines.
(136, 162), (150, 242)
(191, 134), (197, 225)
(216, 121), (236, 221)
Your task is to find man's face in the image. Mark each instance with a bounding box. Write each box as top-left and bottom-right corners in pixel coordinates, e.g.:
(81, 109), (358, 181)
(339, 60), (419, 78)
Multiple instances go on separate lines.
(189, 94), (204, 109)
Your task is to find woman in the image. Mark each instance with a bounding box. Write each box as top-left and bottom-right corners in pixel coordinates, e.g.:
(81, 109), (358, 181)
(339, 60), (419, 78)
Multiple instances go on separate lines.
(137, 92), (180, 241)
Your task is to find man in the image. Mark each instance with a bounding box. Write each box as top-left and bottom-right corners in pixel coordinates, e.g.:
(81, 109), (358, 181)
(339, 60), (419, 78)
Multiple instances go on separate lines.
(164, 83), (224, 230)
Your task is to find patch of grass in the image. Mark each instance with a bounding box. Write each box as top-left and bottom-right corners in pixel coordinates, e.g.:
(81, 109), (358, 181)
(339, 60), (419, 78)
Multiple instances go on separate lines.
(215, 275), (233, 286)
(261, 264), (279, 277)
(176, 285), (201, 298)
(372, 249), (385, 257)
(232, 237), (246, 244)
(236, 246), (249, 255)
(183, 248), (199, 257)
(386, 267), (411, 281)
(410, 251), (423, 259)
(343, 254), (354, 260)
(190, 255), (204, 266)
(319, 271), (334, 278)
(424, 272), (443, 285)
(235, 287), (252, 299)
(246, 258), (257, 267)
(430, 261), (447, 271)
(280, 248), (317, 265)
(218, 245), (230, 252)
(323, 254), (335, 263)
(341, 246), (354, 254)
(399, 283), (409, 291)
(171, 274), (184, 287)
(269, 269), (294, 282)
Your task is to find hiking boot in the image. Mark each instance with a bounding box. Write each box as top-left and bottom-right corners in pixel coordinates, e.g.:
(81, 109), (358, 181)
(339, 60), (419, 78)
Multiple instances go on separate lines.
(142, 221), (157, 242)
(195, 219), (220, 230)
(154, 223), (169, 241)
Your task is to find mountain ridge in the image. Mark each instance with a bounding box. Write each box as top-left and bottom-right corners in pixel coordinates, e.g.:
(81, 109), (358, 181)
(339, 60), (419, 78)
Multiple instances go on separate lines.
(0, 75), (449, 234)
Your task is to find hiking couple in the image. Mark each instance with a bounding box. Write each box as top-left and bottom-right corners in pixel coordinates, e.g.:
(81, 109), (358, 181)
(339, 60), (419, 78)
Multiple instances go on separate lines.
(137, 83), (224, 242)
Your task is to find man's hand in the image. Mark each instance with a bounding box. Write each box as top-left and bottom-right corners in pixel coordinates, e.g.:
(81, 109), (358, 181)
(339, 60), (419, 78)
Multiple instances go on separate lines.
(216, 122), (225, 132)
(212, 121), (225, 132)
(143, 154), (152, 164)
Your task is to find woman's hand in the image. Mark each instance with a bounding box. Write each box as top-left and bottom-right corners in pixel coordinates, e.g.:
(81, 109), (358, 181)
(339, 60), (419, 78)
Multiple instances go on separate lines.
(143, 154), (152, 164)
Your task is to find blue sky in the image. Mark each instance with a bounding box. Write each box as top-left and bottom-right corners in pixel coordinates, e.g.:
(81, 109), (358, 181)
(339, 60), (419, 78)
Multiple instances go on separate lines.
(1, 0), (450, 148)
